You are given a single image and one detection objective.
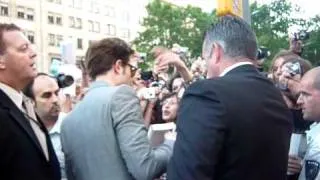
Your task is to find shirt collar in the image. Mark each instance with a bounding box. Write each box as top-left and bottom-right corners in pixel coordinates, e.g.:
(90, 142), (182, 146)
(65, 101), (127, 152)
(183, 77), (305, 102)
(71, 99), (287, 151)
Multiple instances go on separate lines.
(0, 82), (23, 109)
(219, 62), (253, 77)
(50, 112), (68, 134)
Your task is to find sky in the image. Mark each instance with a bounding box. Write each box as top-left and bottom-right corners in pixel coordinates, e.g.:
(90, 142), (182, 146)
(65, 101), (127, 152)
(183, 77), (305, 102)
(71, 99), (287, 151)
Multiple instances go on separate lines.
(166, 0), (319, 19)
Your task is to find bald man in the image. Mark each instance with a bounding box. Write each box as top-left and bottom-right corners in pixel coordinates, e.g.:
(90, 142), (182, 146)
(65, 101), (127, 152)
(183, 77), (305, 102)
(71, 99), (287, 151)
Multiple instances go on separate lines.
(24, 73), (67, 179)
(289, 67), (320, 180)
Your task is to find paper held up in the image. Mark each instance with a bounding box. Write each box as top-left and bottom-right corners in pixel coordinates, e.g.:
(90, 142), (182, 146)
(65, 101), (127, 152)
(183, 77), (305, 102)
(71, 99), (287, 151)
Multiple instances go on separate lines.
(148, 122), (176, 147)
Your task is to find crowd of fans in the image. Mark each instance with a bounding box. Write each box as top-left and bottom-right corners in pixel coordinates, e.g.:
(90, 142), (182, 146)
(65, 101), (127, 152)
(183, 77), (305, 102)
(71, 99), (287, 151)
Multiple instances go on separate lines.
(1, 15), (320, 180)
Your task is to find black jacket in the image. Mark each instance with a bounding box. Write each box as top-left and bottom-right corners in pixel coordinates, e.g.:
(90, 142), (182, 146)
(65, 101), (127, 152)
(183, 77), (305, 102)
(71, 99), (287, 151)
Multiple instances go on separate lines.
(0, 90), (61, 180)
(168, 65), (293, 180)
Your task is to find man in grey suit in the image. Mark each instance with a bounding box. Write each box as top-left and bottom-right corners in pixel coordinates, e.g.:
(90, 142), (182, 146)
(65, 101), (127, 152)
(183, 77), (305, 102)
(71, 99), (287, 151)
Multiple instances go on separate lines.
(60, 38), (173, 180)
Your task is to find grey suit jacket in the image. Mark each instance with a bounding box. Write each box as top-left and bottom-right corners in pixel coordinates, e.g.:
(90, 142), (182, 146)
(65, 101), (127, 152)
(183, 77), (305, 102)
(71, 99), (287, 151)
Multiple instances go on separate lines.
(60, 81), (173, 180)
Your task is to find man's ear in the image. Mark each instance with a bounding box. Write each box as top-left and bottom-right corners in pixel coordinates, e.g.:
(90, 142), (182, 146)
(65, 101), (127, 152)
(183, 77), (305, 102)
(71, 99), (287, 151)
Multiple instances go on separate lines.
(113, 59), (122, 74)
(0, 55), (6, 70)
(211, 42), (223, 64)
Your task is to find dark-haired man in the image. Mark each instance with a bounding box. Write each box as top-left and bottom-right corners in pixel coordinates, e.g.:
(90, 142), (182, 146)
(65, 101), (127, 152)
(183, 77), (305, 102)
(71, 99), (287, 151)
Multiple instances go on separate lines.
(167, 15), (293, 180)
(24, 73), (67, 179)
(61, 38), (173, 180)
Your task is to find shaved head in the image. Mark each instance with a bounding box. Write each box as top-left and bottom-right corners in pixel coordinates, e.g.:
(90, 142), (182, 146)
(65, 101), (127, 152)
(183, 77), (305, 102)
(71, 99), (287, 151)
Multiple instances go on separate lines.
(302, 66), (320, 90)
(297, 66), (320, 121)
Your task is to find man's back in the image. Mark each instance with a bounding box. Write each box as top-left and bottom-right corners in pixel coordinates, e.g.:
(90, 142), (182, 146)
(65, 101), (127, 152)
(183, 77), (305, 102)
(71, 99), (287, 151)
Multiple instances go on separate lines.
(61, 81), (172, 180)
(61, 82), (130, 180)
(168, 65), (293, 180)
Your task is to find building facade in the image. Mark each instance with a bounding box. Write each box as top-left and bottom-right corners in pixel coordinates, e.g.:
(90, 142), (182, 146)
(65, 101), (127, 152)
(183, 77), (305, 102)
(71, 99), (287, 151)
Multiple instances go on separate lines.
(0, 0), (148, 72)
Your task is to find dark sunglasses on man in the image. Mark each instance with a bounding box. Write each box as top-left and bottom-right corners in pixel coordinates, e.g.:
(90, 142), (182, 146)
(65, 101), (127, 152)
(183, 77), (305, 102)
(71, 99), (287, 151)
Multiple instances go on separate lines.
(126, 63), (138, 77)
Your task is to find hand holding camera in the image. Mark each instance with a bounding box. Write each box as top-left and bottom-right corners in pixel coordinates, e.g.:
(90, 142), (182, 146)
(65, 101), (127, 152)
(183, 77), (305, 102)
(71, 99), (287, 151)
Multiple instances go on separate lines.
(278, 62), (302, 91)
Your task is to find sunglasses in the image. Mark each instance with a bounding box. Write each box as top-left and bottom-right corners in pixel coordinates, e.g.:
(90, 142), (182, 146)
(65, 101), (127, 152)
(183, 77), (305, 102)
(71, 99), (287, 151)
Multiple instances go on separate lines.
(127, 63), (138, 77)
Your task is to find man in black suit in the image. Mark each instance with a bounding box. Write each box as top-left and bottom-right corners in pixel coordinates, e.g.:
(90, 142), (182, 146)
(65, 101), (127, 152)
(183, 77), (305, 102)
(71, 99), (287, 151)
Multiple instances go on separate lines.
(167, 16), (293, 180)
(0, 23), (60, 180)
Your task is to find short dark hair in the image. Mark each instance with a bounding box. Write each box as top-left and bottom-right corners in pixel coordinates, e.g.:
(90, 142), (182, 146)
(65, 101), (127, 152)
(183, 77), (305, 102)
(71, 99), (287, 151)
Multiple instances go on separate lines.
(85, 37), (134, 80)
(168, 73), (182, 92)
(24, 73), (52, 100)
(203, 15), (257, 60)
(161, 92), (179, 104)
(0, 23), (21, 54)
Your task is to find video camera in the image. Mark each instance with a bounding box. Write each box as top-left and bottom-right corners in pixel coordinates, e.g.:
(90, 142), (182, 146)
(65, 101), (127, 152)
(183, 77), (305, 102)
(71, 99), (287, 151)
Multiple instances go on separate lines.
(55, 74), (74, 89)
(256, 46), (270, 60)
(294, 30), (309, 41)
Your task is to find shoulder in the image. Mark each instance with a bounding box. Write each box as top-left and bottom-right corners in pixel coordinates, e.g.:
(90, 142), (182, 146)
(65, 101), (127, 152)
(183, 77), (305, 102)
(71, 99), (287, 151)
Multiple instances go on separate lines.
(112, 85), (136, 99)
(186, 78), (223, 97)
(110, 85), (139, 105)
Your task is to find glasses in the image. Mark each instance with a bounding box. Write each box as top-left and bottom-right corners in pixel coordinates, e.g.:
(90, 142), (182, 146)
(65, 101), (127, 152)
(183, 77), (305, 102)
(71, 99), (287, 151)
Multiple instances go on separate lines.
(127, 63), (139, 77)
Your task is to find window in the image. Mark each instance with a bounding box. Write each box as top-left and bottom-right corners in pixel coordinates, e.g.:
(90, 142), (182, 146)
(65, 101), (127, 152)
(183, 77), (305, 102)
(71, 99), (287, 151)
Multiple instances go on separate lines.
(89, 0), (99, 13)
(69, 16), (82, 29)
(26, 8), (34, 21)
(48, 0), (61, 4)
(105, 6), (115, 17)
(56, 35), (63, 47)
(76, 18), (82, 29)
(88, 20), (94, 32)
(77, 38), (83, 49)
(106, 24), (116, 35)
(48, 12), (62, 25)
(69, 0), (82, 9)
(93, 22), (100, 32)
(56, 16), (62, 25)
(27, 31), (35, 44)
(69, 16), (75, 27)
(0, 3), (9, 16)
(26, 14), (33, 21)
(48, 34), (55, 46)
(48, 13), (54, 24)
(122, 11), (129, 22)
(121, 28), (130, 39)
(17, 7), (25, 19)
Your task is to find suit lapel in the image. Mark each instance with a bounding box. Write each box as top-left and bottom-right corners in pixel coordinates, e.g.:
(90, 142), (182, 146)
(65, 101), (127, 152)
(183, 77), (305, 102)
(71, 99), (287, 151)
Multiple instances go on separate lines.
(0, 90), (44, 157)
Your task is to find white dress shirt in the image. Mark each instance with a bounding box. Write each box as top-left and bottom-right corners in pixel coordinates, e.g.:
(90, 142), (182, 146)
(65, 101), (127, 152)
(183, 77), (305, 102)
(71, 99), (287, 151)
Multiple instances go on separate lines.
(219, 62), (253, 77)
(0, 82), (23, 109)
(50, 112), (68, 180)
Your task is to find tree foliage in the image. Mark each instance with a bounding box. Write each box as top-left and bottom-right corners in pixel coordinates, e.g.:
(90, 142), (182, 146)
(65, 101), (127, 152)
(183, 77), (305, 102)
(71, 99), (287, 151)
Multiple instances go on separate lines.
(135, 0), (320, 69)
(133, 0), (216, 65)
(251, 0), (320, 66)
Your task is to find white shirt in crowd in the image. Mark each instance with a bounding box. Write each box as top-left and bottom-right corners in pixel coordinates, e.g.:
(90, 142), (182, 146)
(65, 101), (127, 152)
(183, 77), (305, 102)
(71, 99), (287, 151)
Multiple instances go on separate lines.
(50, 112), (68, 180)
(299, 122), (320, 180)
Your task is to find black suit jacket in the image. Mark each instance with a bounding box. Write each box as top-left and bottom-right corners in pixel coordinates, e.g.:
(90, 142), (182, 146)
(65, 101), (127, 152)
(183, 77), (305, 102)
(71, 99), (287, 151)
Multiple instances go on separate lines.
(0, 90), (61, 180)
(167, 65), (293, 180)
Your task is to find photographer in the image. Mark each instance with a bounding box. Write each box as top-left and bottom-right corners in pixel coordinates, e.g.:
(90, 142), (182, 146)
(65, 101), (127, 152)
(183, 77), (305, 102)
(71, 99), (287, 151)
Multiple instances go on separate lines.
(290, 31), (309, 57)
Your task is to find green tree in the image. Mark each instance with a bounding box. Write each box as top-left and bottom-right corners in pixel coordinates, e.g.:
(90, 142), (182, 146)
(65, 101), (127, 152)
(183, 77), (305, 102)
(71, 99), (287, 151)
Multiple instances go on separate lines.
(250, 0), (308, 68)
(250, 0), (320, 66)
(133, 0), (216, 68)
(301, 15), (320, 65)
